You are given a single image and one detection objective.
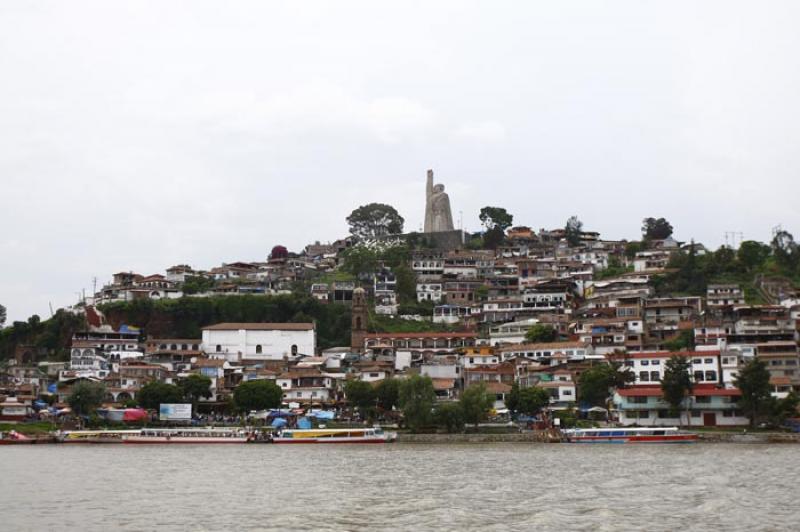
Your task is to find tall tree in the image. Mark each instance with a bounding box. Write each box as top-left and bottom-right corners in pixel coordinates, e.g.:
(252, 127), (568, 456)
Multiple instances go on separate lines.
(346, 203), (405, 239)
(376, 378), (400, 411)
(516, 386), (551, 416)
(341, 246), (378, 278)
(67, 381), (106, 417)
(433, 402), (465, 433)
(578, 363), (632, 407)
(642, 217), (674, 240)
(180, 374), (213, 411)
(661, 356), (693, 419)
(737, 240), (771, 272)
(344, 379), (377, 413)
(735, 358), (773, 428)
(137, 382), (185, 410)
(564, 216), (583, 247)
(0, 303), (6, 329)
(399, 375), (436, 432)
(460, 383), (495, 426)
(233, 380), (283, 414)
(479, 207), (514, 231)
(771, 230), (799, 273)
(525, 324), (557, 344)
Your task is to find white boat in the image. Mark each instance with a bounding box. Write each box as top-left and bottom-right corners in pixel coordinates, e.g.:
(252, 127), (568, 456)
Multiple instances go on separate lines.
(60, 430), (141, 444)
(123, 427), (250, 444)
(564, 427), (698, 444)
(273, 427), (396, 444)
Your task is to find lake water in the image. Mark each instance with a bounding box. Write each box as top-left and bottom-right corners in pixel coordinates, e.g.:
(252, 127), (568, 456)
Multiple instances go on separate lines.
(1, 443), (797, 531)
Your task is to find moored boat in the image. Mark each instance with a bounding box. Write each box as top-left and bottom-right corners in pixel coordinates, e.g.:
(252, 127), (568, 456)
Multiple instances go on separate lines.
(123, 427), (250, 444)
(273, 427), (396, 444)
(564, 427), (698, 444)
(60, 430), (141, 444)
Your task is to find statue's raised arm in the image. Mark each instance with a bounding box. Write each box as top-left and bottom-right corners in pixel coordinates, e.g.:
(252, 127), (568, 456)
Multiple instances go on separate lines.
(426, 169), (434, 200)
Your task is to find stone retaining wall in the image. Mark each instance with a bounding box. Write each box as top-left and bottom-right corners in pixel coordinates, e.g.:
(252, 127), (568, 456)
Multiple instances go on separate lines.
(396, 432), (800, 444)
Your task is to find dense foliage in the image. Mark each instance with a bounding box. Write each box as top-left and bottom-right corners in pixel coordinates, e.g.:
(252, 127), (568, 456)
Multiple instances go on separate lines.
(399, 375), (436, 432)
(661, 356), (693, 416)
(137, 382), (185, 410)
(524, 324), (557, 344)
(346, 203), (405, 239)
(101, 295), (351, 350)
(67, 381), (106, 416)
(578, 362), (633, 407)
(460, 383), (495, 426)
(233, 380), (283, 414)
(433, 402), (465, 433)
(344, 379), (377, 412)
(735, 358), (773, 428)
(642, 217), (674, 240)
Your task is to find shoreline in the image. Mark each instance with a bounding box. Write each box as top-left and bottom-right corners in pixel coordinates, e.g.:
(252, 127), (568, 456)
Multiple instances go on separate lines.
(395, 432), (800, 444)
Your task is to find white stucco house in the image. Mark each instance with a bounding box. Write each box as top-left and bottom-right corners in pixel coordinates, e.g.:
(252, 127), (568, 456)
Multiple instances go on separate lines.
(201, 322), (316, 362)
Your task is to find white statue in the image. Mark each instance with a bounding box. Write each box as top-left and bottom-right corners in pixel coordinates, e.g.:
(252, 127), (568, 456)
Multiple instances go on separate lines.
(424, 169), (454, 233)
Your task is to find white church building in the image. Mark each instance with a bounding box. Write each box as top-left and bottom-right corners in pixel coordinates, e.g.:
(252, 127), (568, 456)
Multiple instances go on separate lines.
(201, 323), (316, 362)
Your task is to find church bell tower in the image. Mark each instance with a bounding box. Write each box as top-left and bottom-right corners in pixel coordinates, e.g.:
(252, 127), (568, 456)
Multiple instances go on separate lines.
(350, 287), (368, 353)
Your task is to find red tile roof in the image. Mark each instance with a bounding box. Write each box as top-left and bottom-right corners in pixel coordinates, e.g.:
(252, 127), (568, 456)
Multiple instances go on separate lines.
(202, 323), (314, 331)
(617, 384), (741, 397)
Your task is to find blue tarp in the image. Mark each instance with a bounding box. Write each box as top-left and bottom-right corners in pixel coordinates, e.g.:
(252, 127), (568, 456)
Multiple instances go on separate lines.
(297, 417), (312, 429)
(308, 410), (335, 420)
(271, 418), (288, 428)
(47, 383), (58, 394)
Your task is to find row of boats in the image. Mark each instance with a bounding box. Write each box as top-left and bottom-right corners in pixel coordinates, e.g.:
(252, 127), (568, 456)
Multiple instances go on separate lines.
(2, 426), (697, 445)
(1, 427), (397, 445)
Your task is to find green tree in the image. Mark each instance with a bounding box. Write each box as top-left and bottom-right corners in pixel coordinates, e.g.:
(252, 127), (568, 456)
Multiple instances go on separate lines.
(479, 207), (513, 250)
(505, 382), (521, 413)
(341, 246), (379, 278)
(67, 381), (106, 417)
(460, 383), (495, 426)
(137, 381), (185, 410)
(735, 358), (773, 428)
(344, 379), (377, 412)
(737, 240), (771, 272)
(525, 324), (557, 344)
(180, 374), (213, 410)
(664, 330), (695, 352)
(642, 217), (674, 240)
(399, 375), (436, 432)
(346, 203), (405, 239)
(181, 276), (216, 295)
(394, 264), (417, 304)
(516, 386), (551, 416)
(578, 363), (633, 407)
(771, 391), (799, 425)
(479, 206), (514, 231)
(0, 304), (6, 329)
(564, 216), (583, 247)
(433, 402), (465, 433)
(233, 379), (283, 414)
(625, 241), (646, 259)
(771, 230), (799, 273)
(661, 356), (693, 419)
(376, 378), (401, 411)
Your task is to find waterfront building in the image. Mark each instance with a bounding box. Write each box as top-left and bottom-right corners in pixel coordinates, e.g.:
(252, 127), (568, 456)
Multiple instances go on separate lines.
(613, 384), (748, 427)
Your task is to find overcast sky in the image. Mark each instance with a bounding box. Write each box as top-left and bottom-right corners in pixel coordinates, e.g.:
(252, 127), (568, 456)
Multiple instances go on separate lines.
(1, 1), (799, 322)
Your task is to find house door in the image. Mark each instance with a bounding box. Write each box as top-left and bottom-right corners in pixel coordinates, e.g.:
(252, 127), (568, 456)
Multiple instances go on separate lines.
(703, 413), (717, 427)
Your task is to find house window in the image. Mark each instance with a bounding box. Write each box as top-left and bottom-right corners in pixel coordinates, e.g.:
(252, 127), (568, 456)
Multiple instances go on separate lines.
(652, 360), (660, 366)
(704, 358), (713, 364)
(291, 345), (298, 356)
(636, 410), (649, 419)
(694, 371), (704, 382)
(695, 396), (711, 404)
(692, 359), (701, 364)
(691, 410), (701, 418)
(631, 396), (648, 404)
(658, 410), (671, 418)
(256, 345), (263, 354)
(722, 410), (734, 417)
(705, 370), (717, 382)
(216, 345), (222, 353)
(641, 360), (649, 366)
(650, 371), (660, 382)
(639, 371), (650, 382)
